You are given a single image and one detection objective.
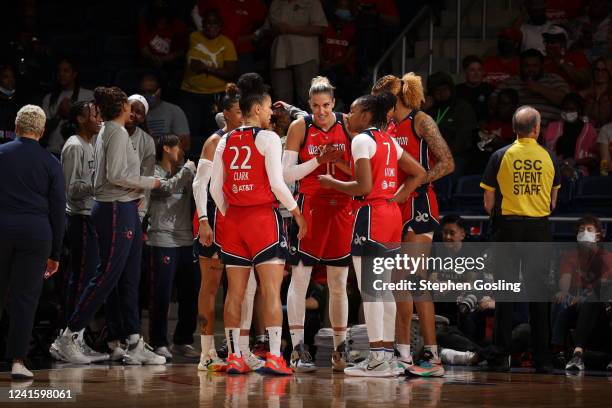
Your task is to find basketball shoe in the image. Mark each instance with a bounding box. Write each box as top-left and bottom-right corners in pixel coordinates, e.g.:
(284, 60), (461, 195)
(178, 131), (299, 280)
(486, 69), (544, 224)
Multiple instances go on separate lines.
(198, 349), (227, 372)
(406, 350), (445, 377)
(290, 342), (316, 373)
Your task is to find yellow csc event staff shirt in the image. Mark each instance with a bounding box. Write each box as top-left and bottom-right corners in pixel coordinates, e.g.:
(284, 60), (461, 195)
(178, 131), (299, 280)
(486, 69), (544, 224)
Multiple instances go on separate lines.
(480, 138), (561, 217)
(181, 32), (237, 95)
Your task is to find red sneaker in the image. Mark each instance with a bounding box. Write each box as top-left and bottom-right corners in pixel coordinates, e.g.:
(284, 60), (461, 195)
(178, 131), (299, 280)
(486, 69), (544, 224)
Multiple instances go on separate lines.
(264, 353), (293, 375)
(227, 353), (251, 374)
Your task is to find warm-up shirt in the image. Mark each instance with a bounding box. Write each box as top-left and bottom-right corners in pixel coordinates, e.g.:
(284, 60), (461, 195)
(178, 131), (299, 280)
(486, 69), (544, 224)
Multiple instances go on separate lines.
(480, 137), (561, 217)
(93, 121), (157, 202)
(61, 134), (95, 215)
(0, 137), (66, 260)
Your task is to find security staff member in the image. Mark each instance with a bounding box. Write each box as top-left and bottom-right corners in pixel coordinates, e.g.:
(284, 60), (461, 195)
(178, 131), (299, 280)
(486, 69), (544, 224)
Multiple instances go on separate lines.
(480, 105), (560, 373)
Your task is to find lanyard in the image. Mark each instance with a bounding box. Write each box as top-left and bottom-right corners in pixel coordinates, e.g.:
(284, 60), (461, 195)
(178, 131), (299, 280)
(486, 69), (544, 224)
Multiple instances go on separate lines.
(435, 107), (450, 125)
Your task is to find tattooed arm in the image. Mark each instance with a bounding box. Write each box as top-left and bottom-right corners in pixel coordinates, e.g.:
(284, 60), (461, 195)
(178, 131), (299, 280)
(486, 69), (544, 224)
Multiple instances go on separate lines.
(415, 111), (455, 184)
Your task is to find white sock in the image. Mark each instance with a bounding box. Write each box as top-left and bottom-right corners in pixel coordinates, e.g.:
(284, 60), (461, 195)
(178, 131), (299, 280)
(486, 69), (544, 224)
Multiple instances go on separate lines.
(239, 335), (250, 355)
(267, 327), (283, 357)
(225, 328), (241, 357)
(371, 348), (385, 361)
(397, 344), (412, 361)
(332, 330), (347, 349)
(384, 348), (395, 361)
(290, 329), (304, 348)
(425, 345), (439, 360)
(201, 335), (214, 356)
(256, 334), (267, 343)
(128, 334), (140, 345)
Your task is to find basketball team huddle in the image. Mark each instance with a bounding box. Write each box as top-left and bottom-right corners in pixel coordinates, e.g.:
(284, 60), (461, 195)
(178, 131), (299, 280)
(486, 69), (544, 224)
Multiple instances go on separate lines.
(189, 71), (454, 378)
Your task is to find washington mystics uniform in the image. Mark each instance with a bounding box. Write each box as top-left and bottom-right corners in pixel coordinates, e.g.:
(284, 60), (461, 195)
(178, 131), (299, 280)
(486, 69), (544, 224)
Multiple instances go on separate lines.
(391, 111), (440, 235)
(290, 113), (354, 266)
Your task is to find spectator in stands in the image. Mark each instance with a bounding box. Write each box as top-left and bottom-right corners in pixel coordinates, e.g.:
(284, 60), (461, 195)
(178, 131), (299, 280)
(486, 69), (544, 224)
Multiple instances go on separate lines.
(542, 25), (590, 90)
(580, 58), (612, 129)
(597, 121), (612, 175)
(551, 216), (612, 372)
(0, 105), (65, 380)
(41, 58), (94, 157)
(140, 73), (190, 152)
(483, 28), (521, 88)
(518, 0), (551, 53)
(180, 8), (237, 160)
(569, 0), (611, 62)
(456, 55), (494, 123)
(192, 0), (267, 74)
(426, 71), (478, 182)
(0, 65), (19, 142)
(264, 0), (328, 108)
(320, 0), (359, 109)
(544, 0), (584, 25)
(138, 0), (187, 75)
(495, 49), (569, 128)
(543, 93), (599, 176)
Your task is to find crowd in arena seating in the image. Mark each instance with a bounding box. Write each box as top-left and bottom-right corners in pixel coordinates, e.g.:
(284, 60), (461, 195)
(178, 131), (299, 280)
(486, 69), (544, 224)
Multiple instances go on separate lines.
(0, 0), (611, 375)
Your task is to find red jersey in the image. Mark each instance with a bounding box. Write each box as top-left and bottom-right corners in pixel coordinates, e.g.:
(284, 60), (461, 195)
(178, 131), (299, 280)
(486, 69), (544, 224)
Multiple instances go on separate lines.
(222, 127), (276, 207)
(298, 113), (352, 198)
(483, 56), (520, 88)
(361, 128), (398, 203)
(394, 110), (435, 189)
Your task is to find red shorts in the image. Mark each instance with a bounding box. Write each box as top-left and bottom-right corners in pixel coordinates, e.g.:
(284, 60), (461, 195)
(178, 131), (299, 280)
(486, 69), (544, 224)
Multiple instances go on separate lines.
(289, 194), (354, 266)
(399, 186), (440, 236)
(218, 205), (288, 266)
(352, 200), (402, 256)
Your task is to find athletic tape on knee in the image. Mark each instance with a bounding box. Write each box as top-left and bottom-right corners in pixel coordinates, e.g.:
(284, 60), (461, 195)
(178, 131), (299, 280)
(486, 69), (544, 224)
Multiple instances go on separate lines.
(239, 268), (257, 331)
(287, 263), (313, 327)
(327, 266), (348, 329)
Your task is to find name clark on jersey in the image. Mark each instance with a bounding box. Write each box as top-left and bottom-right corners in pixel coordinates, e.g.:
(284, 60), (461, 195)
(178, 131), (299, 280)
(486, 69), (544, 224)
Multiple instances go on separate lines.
(234, 171), (250, 181)
(307, 143), (346, 156)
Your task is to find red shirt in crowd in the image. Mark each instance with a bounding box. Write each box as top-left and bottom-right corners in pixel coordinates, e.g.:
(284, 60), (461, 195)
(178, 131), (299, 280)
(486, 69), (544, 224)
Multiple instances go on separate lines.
(356, 0), (400, 18)
(482, 56), (520, 88)
(543, 51), (590, 89)
(481, 119), (515, 142)
(546, 0), (584, 24)
(560, 248), (612, 292)
(321, 23), (357, 74)
(198, 0), (267, 54)
(138, 18), (188, 56)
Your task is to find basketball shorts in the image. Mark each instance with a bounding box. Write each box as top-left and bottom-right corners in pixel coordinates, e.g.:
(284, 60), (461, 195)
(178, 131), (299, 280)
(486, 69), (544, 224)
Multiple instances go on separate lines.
(218, 205), (289, 267)
(289, 194), (354, 266)
(351, 200), (402, 257)
(400, 187), (440, 236)
(193, 200), (224, 259)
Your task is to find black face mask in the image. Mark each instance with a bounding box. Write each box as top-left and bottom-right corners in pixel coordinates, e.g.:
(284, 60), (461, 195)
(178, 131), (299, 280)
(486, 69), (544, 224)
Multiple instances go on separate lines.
(498, 40), (515, 56)
(530, 13), (547, 26)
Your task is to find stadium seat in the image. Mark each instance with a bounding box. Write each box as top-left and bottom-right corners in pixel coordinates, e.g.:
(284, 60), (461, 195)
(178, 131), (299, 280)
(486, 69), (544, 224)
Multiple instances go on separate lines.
(433, 175), (453, 211)
(453, 175), (486, 213)
(50, 34), (91, 57)
(573, 176), (612, 216)
(553, 176), (575, 214)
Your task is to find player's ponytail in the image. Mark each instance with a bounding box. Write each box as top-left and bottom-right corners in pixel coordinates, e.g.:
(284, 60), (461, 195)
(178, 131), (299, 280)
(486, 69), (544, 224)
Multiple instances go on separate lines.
(354, 92), (397, 129)
(222, 82), (240, 111)
(236, 72), (270, 114)
(372, 73), (424, 109)
(309, 76), (335, 99)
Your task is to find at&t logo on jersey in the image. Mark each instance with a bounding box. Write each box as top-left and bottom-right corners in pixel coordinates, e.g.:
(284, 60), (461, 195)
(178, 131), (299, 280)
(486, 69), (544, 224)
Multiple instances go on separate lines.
(232, 184), (254, 193)
(381, 180), (388, 190)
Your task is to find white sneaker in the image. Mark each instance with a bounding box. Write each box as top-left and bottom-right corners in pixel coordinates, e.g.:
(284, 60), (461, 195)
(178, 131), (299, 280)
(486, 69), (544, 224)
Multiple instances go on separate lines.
(49, 335), (65, 362)
(108, 340), (128, 361)
(440, 348), (477, 366)
(290, 343), (317, 373)
(171, 344), (200, 358)
(198, 349), (227, 372)
(245, 352), (266, 372)
(57, 333), (91, 364)
(76, 333), (109, 363)
(11, 362), (34, 380)
(391, 356), (413, 376)
(344, 353), (395, 377)
(124, 337), (166, 365)
(154, 346), (173, 359)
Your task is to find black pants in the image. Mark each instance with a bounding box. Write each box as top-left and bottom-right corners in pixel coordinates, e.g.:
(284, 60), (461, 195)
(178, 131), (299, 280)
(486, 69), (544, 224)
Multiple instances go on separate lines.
(490, 217), (552, 366)
(0, 238), (51, 359)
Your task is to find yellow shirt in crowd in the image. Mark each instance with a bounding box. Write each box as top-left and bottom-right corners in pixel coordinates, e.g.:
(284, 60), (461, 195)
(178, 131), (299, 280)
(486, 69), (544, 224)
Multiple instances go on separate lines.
(181, 32), (237, 95)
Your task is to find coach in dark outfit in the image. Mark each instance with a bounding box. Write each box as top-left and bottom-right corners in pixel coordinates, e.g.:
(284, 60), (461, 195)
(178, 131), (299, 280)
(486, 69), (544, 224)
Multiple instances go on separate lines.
(0, 105), (65, 380)
(480, 105), (560, 372)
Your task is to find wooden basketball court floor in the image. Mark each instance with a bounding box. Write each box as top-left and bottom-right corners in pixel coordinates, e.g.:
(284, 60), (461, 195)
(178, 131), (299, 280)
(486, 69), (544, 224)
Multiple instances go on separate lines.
(1, 364), (611, 407)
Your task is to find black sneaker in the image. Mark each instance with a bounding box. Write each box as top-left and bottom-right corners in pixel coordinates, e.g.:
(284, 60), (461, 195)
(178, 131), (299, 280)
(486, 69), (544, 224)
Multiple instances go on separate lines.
(332, 340), (353, 371)
(487, 354), (511, 372)
(565, 352), (585, 372)
(552, 351), (567, 370)
(290, 342), (316, 373)
(217, 339), (228, 359)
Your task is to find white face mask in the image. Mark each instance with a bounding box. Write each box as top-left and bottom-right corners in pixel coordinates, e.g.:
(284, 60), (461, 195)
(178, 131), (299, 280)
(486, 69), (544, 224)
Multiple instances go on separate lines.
(0, 86), (15, 97)
(561, 111), (578, 123)
(577, 230), (598, 243)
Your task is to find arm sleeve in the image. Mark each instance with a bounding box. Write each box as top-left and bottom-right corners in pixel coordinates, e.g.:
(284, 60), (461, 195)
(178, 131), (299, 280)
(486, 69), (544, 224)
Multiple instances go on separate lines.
(61, 144), (93, 200)
(210, 137), (228, 215)
(256, 131), (298, 211)
(106, 128), (157, 190)
(351, 133), (376, 161)
(480, 151), (501, 191)
(193, 158), (212, 219)
(48, 159), (67, 261)
(282, 150), (319, 183)
(282, 103), (308, 119)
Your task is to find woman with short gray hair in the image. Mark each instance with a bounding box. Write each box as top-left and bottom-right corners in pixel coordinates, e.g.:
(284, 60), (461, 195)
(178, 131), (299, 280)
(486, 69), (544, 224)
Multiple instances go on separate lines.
(0, 104), (66, 380)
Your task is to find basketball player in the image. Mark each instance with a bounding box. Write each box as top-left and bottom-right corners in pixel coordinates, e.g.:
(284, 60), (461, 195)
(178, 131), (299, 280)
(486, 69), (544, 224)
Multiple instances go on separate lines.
(283, 76), (354, 372)
(319, 93), (426, 377)
(50, 102), (109, 363)
(373, 74), (454, 377)
(210, 73), (307, 375)
(56, 87), (165, 365)
(193, 84), (264, 373)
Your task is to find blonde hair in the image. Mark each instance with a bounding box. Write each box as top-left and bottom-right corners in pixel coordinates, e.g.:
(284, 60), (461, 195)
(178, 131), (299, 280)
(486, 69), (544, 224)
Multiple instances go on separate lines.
(309, 76), (335, 98)
(15, 104), (46, 135)
(372, 73), (425, 109)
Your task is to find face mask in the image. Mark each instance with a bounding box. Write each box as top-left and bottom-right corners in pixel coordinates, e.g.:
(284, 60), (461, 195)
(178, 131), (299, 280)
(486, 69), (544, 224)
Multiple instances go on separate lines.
(335, 9), (352, 21)
(0, 86), (15, 97)
(577, 231), (598, 243)
(561, 111), (578, 123)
